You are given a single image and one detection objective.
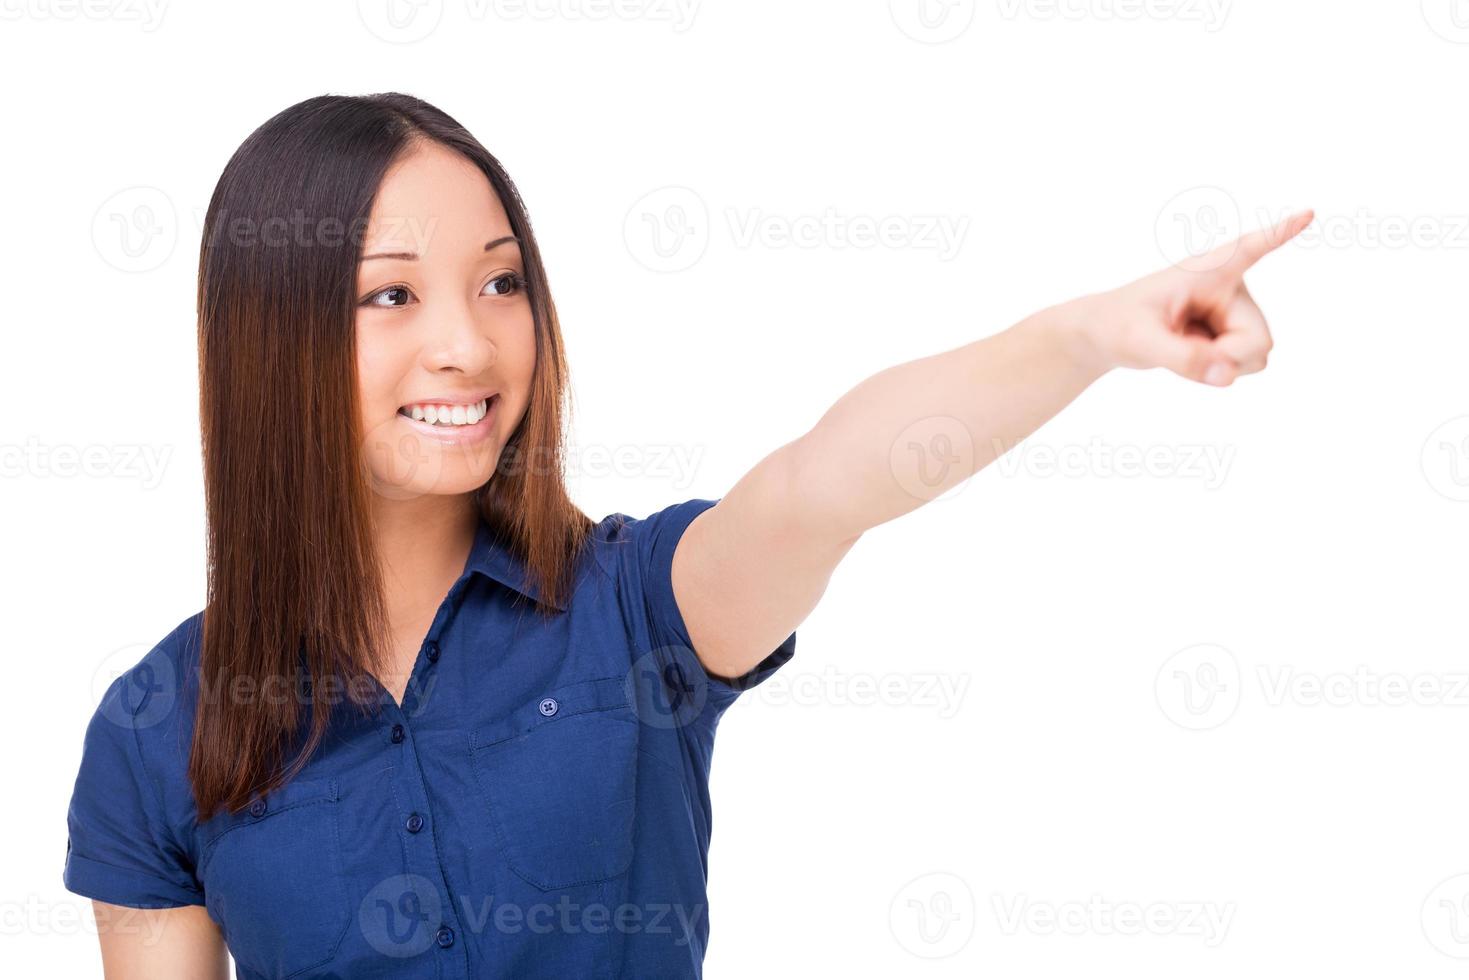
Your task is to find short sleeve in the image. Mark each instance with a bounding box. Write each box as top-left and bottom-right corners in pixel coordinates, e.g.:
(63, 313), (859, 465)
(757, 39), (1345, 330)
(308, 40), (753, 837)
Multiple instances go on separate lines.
(630, 497), (796, 717)
(62, 672), (204, 909)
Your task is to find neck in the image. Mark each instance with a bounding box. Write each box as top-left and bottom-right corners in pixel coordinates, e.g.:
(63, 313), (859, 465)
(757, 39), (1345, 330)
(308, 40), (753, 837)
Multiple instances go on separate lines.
(371, 492), (480, 616)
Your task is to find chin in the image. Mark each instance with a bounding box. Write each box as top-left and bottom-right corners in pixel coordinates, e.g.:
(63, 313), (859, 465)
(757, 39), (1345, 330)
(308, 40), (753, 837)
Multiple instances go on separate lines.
(362, 443), (502, 502)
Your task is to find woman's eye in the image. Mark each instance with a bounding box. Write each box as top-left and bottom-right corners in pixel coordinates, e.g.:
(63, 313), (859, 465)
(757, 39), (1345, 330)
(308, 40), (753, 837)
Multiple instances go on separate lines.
(363, 285), (415, 308)
(482, 273), (528, 298)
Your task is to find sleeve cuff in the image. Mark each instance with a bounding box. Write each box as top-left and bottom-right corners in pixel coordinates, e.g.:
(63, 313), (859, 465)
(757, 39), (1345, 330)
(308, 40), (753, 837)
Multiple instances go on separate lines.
(63, 849), (205, 909)
(640, 498), (797, 703)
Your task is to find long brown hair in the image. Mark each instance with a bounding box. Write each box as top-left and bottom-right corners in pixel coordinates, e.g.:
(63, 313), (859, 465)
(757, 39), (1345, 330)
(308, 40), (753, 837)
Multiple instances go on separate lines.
(192, 92), (591, 822)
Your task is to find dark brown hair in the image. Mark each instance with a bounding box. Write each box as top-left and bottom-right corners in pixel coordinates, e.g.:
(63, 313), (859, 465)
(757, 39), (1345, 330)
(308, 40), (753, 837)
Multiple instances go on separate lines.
(192, 92), (591, 822)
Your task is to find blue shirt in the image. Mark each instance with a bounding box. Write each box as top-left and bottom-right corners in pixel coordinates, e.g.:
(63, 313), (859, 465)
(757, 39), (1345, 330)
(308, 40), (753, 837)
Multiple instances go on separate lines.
(62, 497), (796, 979)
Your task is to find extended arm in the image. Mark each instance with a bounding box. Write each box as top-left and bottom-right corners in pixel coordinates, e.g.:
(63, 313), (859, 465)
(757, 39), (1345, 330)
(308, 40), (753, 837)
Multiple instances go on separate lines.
(673, 211), (1314, 681)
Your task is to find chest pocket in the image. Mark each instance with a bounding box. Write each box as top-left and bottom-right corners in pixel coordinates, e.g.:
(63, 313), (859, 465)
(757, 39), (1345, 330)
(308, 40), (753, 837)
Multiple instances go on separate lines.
(469, 675), (639, 891)
(198, 776), (350, 978)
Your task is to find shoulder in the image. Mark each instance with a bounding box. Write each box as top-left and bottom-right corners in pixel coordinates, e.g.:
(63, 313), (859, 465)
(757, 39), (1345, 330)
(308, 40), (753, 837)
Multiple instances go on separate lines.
(588, 498), (719, 563)
(85, 610), (204, 804)
(96, 610), (202, 735)
(64, 611), (208, 907)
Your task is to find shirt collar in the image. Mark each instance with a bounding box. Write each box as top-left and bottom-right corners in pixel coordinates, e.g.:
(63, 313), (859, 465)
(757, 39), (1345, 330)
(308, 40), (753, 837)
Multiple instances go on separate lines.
(463, 515), (568, 612)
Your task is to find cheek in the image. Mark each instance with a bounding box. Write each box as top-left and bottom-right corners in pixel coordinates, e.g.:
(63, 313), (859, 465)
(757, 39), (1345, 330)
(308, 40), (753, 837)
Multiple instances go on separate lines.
(508, 310), (538, 383)
(354, 322), (406, 419)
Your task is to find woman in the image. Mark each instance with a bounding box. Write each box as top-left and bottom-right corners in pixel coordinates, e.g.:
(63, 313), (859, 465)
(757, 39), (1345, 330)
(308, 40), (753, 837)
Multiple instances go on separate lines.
(62, 92), (1310, 978)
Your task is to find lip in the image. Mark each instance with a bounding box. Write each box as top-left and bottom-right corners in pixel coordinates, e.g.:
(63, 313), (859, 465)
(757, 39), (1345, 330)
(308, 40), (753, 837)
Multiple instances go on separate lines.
(396, 392), (500, 445)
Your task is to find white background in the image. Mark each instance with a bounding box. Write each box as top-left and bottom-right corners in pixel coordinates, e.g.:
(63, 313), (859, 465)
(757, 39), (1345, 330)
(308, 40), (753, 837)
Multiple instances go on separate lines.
(4, 1), (1468, 976)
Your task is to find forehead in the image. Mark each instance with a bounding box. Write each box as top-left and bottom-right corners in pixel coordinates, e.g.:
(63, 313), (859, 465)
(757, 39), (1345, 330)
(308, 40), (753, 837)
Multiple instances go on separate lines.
(360, 141), (511, 256)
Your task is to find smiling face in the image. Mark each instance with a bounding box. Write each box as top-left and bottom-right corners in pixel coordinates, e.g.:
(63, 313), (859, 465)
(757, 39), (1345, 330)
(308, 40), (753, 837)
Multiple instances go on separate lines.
(355, 140), (537, 500)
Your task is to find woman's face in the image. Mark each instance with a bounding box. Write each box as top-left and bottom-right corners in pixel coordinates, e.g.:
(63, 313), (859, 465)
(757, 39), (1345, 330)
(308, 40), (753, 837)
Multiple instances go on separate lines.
(355, 141), (536, 501)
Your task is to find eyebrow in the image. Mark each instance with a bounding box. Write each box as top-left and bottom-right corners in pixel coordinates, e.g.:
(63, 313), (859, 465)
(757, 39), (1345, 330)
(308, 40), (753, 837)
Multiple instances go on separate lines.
(360, 235), (520, 262)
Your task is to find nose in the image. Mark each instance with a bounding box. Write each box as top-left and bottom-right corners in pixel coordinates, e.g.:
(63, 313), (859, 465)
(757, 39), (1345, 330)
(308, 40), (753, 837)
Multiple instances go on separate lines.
(421, 294), (497, 375)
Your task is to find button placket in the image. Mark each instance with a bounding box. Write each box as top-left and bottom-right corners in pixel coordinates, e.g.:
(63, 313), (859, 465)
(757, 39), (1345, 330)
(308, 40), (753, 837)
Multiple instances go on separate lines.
(378, 576), (473, 975)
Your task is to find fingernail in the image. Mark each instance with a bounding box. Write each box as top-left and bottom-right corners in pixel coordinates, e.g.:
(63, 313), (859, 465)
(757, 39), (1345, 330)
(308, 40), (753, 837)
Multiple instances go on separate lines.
(1204, 362), (1231, 386)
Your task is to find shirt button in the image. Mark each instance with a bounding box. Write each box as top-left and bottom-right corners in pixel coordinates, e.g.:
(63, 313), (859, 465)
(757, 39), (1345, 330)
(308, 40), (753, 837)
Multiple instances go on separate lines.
(435, 925), (455, 948)
(390, 724), (405, 744)
(538, 697), (559, 717)
(425, 641), (440, 664)
(248, 799), (267, 818)
(406, 812), (424, 834)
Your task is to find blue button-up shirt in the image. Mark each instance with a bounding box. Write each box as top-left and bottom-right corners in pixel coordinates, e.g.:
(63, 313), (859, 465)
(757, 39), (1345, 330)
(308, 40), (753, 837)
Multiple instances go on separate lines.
(63, 498), (796, 979)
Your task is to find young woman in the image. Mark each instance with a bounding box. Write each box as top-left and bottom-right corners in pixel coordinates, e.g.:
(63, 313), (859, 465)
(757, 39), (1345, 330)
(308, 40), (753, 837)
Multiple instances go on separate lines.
(62, 92), (1310, 979)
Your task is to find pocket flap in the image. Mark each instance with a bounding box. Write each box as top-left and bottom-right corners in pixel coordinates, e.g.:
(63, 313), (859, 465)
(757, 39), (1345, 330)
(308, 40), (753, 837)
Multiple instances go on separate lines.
(470, 675), (630, 751)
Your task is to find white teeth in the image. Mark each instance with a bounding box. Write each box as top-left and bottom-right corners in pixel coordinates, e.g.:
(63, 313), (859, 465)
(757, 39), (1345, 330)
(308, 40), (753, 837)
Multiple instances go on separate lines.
(400, 398), (491, 427)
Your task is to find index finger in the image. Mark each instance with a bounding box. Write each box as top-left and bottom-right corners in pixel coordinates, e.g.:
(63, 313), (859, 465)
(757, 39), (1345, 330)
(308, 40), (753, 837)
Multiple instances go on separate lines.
(1215, 208), (1315, 274)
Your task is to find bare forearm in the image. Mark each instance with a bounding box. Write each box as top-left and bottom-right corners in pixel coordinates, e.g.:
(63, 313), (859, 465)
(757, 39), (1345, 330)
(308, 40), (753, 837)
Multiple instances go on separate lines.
(786, 302), (1110, 542)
